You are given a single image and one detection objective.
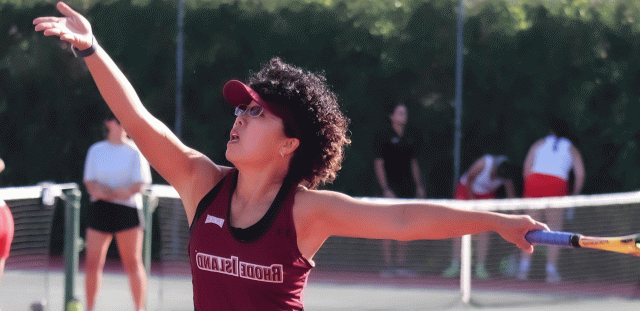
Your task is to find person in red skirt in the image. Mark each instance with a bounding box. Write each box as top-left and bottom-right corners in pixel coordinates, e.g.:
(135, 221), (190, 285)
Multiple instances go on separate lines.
(442, 155), (517, 279)
(0, 157), (14, 284)
(517, 116), (585, 283)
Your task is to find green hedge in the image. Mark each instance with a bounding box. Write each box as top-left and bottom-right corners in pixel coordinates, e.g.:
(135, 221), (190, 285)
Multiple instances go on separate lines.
(1, 0), (640, 198)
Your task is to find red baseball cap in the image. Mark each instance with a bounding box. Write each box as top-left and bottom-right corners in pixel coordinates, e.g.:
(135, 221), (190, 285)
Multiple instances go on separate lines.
(223, 80), (270, 108)
(223, 79), (300, 138)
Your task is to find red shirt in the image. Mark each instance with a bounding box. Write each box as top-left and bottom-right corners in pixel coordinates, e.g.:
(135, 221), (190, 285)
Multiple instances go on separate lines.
(188, 169), (313, 310)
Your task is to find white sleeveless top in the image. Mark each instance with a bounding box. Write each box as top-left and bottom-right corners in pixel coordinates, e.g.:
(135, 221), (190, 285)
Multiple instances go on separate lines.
(460, 154), (507, 195)
(530, 135), (573, 180)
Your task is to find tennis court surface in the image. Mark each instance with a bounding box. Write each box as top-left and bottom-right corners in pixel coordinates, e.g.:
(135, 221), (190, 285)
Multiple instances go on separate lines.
(1, 261), (638, 311)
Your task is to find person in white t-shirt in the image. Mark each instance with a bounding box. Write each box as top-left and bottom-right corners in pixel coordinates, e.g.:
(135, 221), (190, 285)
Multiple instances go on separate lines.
(517, 117), (585, 283)
(83, 112), (152, 311)
(442, 155), (517, 279)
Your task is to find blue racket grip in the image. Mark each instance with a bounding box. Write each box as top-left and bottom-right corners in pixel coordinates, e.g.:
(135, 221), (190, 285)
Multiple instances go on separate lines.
(525, 230), (579, 247)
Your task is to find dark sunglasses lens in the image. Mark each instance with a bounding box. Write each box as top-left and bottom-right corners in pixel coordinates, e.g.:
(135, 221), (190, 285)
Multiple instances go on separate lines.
(248, 106), (263, 117)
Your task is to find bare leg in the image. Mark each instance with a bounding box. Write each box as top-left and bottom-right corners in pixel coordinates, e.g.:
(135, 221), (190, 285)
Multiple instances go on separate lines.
(0, 258), (5, 283)
(115, 227), (146, 311)
(476, 232), (489, 265)
(543, 208), (564, 282)
(442, 238), (461, 277)
(474, 232), (490, 279)
(84, 229), (113, 311)
(382, 239), (393, 268)
(396, 241), (407, 267)
(450, 238), (461, 262)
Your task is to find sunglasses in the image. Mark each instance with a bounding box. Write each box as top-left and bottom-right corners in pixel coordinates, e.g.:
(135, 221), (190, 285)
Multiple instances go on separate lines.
(234, 105), (264, 117)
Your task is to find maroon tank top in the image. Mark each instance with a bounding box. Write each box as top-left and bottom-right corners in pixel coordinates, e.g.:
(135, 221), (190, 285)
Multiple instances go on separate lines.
(188, 169), (313, 310)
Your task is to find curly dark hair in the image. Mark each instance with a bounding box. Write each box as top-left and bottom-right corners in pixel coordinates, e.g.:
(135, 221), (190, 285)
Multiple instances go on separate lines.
(246, 57), (351, 189)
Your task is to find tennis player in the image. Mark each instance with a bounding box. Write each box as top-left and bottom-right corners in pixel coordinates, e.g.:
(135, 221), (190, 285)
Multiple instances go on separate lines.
(34, 3), (549, 310)
(518, 116), (585, 283)
(442, 155), (517, 279)
(0, 157), (13, 284)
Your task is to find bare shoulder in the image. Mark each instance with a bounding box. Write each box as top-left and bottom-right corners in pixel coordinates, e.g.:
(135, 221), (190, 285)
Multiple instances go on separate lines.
(175, 151), (233, 222)
(526, 138), (546, 154)
(292, 188), (365, 253)
(187, 155), (231, 198)
(293, 188), (364, 228)
(534, 138), (546, 147)
(294, 188), (355, 210)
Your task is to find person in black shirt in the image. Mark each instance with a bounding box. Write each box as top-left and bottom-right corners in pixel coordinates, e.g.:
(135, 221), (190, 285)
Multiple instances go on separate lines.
(373, 102), (426, 277)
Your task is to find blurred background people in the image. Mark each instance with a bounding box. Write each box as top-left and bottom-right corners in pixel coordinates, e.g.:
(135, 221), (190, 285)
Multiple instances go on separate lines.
(373, 102), (426, 277)
(517, 116), (585, 283)
(0, 157), (14, 284)
(442, 155), (517, 279)
(83, 113), (152, 311)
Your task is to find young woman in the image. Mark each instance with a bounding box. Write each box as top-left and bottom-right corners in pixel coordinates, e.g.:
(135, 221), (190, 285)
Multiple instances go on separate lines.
(83, 113), (152, 311)
(373, 102), (426, 277)
(34, 3), (548, 309)
(518, 117), (585, 283)
(442, 155), (517, 279)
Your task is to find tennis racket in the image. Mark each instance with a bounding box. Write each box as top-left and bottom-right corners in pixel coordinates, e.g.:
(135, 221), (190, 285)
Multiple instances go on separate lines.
(525, 230), (640, 257)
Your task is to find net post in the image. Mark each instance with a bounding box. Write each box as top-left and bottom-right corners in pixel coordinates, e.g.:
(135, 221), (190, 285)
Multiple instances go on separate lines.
(142, 188), (156, 276)
(63, 185), (82, 311)
(460, 233), (472, 304)
(142, 187), (157, 310)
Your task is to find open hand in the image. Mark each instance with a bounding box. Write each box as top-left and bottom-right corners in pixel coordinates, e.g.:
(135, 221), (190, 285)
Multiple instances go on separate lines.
(33, 1), (93, 50)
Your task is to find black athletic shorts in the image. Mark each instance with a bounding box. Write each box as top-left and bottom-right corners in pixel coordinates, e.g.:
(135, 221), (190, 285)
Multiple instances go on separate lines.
(87, 200), (144, 233)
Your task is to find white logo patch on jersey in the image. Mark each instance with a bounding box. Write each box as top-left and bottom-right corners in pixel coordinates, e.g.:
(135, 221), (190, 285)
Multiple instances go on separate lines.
(205, 215), (225, 228)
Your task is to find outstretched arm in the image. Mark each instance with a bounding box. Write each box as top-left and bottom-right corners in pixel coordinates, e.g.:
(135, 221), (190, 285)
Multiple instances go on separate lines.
(33, 2), (225, 223)
(294, 190), (549, 260)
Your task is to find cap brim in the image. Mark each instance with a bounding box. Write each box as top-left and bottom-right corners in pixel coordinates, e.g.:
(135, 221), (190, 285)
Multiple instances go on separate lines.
(223, 80), (268, 107)
(223, 80), (301, 138)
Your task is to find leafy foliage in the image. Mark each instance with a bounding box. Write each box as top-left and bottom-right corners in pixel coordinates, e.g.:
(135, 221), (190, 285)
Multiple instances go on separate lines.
(1, 0), (640, 198)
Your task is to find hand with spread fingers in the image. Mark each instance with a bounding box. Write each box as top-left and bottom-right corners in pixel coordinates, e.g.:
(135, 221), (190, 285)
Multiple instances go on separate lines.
(33, 1), (93, 51)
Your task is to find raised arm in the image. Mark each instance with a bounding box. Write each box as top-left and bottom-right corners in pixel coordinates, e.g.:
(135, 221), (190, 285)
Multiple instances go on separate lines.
(461, 157), (485, 199)
(33, 2), (225, 223)
(570, 145), (586, 195)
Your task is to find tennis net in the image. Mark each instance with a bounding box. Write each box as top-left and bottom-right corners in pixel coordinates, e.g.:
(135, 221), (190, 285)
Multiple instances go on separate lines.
(150, 184), (640, 306)
(0, 182), (77, 309)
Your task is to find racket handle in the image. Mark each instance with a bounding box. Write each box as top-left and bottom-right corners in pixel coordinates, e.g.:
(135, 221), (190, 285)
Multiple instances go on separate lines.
(525, 230), (580, 247)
